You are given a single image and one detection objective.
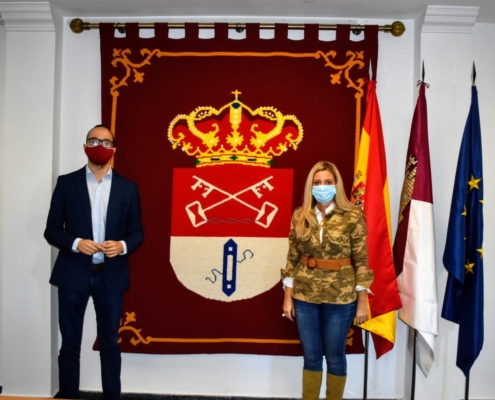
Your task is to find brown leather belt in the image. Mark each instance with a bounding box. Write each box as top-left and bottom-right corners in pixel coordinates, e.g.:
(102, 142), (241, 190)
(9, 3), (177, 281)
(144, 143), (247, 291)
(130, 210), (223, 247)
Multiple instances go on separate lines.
(92, 263), (104, 272)
(300, 255), (351, 271)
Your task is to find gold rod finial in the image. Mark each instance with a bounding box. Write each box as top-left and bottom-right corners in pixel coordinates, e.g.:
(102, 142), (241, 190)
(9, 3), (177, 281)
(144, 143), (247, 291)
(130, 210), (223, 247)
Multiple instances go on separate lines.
(70, 18), (85, 34)
(389, 21), (406, 37)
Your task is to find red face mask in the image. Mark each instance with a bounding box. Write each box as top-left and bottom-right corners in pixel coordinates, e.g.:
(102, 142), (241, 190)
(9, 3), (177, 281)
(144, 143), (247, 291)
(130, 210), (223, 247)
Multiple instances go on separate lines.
(84, 145), (114, 165)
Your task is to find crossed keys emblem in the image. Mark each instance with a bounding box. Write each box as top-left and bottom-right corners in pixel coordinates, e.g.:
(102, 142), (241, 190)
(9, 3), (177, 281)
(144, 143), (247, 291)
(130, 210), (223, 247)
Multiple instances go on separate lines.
(185, 176), (278, 228)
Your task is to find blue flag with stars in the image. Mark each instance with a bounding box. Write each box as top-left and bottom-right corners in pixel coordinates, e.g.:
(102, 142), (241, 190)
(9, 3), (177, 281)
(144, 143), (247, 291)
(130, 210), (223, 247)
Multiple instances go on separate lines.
(442, 85), (484, 377)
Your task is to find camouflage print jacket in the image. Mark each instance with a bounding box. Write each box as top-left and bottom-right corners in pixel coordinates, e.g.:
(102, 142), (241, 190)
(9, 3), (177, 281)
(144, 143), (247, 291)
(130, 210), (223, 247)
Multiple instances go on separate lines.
(281, 206), (373, 304)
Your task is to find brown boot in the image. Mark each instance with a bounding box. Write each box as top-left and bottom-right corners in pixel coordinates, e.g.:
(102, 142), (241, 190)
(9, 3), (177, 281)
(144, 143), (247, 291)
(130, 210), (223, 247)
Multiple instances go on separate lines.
(302, 369), (323, 400)
(325, 373), (346, 400)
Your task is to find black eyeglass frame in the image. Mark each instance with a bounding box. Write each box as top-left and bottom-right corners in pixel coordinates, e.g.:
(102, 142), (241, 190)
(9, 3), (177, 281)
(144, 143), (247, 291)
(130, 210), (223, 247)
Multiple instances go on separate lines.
(86, 138), (114, 149)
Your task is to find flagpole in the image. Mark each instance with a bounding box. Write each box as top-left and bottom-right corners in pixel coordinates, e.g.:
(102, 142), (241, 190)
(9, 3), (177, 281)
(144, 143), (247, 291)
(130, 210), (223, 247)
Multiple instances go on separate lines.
(411, 328), (417, 400)
(462, 62), (475, 400)
(465, 374), (470, 400)
(363, 330), (369, 400)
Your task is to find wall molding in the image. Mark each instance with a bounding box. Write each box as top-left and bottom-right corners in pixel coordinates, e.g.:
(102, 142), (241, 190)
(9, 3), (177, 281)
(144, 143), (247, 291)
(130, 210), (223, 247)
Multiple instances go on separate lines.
(422, 5), (479, 34)
(0, 1), (53, 31)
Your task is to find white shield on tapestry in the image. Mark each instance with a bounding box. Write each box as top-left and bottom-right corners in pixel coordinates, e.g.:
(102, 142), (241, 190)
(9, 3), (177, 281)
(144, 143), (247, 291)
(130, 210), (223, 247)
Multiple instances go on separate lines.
(169, 91), (303, 302)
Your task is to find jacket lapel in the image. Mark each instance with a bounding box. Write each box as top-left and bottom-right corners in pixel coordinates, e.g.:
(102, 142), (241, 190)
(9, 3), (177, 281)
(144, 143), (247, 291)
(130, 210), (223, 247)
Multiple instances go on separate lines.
(75, 166), (92, 228)
(106, 171), (123, 234)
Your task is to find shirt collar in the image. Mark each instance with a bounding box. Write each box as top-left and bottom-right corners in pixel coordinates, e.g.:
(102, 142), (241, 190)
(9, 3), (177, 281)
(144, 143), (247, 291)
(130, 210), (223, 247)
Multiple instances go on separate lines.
(314, 202), (335, 219)
(86, 165), (113, 181)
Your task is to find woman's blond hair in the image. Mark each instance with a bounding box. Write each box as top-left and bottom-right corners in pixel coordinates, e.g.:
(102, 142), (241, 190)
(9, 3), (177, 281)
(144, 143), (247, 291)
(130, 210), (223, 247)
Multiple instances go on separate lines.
(294, 161), (358, 241)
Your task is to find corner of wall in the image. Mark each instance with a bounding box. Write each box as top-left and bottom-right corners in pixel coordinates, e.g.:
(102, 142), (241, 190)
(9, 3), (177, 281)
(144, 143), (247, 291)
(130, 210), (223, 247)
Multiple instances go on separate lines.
(48, 4), (65, 396)
(0, 1), (56, 395)
(0, 20), (7, 394)
(50, 2), (63, 183)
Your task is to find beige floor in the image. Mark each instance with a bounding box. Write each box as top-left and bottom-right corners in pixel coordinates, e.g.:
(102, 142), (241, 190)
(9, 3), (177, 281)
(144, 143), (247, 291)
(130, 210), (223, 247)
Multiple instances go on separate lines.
(1, 397), (52, 399)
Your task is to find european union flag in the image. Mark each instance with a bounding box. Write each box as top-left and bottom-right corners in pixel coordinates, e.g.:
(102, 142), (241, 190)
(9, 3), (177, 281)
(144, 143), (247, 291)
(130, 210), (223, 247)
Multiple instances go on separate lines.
(442, 85), (484, 377)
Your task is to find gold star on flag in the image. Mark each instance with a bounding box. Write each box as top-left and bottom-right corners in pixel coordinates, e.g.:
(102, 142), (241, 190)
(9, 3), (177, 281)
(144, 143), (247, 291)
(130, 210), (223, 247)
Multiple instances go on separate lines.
(468, 175), (481, 191)
(465, 260), (475, 274)
(480, 199), (484, 204)
(477, 244), (484, 259)
(461, 205), (467, 216)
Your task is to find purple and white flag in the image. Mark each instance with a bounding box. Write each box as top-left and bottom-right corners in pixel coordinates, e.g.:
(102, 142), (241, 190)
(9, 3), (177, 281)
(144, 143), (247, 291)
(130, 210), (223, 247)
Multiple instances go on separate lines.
(393, 82), (438, 377)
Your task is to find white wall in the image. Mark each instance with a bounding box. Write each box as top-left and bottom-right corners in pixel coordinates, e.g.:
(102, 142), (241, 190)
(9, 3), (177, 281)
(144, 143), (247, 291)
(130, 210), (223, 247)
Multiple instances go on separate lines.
(0, 5), (55, 397)
(55, 17), (414, 400)
(1, 4), (495, 400)
(49, 5), (65, 394)
(0, 20), (6, 393)
(406, 29), (472, 400)
(417, 25), (495, 400)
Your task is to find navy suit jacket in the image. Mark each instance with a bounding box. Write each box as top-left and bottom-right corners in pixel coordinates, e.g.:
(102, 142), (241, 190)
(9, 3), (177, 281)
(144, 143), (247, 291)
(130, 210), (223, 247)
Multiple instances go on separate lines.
(44, 166), (144, 294)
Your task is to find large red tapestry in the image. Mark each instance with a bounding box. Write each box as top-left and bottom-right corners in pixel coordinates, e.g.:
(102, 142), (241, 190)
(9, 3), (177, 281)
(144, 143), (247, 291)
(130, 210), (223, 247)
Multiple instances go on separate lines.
(99, 23), (379, 355)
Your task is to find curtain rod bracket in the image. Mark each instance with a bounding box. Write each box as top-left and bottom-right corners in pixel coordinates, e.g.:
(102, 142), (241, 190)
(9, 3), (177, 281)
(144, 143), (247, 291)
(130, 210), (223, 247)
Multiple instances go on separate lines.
(351, 24), (362, 35)
(69, 18), (406, 37)
(116, 23), (125, 34)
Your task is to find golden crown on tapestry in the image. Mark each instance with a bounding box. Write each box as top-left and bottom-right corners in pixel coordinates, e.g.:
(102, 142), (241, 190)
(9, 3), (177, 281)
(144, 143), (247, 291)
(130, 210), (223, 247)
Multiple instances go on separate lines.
(168, 90), (304, 168)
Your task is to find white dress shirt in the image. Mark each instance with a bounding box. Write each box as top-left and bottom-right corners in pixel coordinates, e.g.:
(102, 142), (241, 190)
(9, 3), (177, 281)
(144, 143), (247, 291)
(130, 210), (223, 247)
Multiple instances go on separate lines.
(72, 166), (127, 263)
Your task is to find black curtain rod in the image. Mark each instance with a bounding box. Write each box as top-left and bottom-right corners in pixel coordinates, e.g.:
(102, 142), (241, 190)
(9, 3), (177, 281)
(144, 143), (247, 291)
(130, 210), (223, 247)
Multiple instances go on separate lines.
(69, 18), (406, 37)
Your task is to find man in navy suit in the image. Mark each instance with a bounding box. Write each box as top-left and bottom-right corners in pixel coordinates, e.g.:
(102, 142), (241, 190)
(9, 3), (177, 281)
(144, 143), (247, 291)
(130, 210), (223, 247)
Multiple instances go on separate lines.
(45, 125), (144, 399)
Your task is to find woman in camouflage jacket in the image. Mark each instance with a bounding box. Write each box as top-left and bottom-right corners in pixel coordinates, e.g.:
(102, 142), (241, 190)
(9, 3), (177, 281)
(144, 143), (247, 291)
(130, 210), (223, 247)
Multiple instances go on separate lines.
(281, 161), (373, 400)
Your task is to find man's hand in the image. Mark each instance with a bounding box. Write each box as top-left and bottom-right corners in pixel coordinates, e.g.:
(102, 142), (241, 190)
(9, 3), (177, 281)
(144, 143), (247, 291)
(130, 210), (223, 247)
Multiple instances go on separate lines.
(101, 240), (124, 258)
(77, 239), (105, 256)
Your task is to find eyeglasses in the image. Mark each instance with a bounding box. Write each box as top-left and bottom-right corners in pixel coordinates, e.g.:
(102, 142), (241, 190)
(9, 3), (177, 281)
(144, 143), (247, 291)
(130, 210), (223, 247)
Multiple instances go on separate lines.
(87, 138), (114, 149)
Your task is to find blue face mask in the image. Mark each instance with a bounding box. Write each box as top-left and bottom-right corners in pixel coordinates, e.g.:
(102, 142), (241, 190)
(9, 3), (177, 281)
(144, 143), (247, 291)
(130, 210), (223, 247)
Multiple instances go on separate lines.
(312, 185), (337, 204)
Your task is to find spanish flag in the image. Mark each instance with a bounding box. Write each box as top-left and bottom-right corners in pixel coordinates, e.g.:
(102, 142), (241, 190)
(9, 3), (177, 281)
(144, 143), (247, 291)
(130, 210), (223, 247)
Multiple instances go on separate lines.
(351, 80), (402, 358)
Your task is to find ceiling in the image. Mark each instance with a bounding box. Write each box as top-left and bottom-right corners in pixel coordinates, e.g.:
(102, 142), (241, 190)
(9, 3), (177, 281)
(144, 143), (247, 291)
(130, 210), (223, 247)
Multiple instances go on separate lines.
(2, 0), (495, 25)
(49, 0), (495, 23)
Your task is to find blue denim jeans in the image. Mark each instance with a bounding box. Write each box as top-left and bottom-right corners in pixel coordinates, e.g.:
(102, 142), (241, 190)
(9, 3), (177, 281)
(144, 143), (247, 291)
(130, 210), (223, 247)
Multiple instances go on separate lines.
(58, 270), (123, 400)
(294, 298), (357, 376)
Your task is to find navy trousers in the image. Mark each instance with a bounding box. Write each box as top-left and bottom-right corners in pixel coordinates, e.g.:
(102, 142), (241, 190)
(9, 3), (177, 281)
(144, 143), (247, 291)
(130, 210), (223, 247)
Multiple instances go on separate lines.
(57, 270), (123, 400)
(294, 298), (357, 376)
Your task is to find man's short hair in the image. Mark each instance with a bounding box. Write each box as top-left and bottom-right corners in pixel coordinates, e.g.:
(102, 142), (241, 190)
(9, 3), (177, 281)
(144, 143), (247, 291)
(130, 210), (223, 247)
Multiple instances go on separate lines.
(86, 124), (115, 141)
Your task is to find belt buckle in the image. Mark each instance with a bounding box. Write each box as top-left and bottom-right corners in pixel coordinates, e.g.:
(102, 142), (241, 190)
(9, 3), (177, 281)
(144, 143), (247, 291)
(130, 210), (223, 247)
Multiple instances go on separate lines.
(306, 255), (318, 269)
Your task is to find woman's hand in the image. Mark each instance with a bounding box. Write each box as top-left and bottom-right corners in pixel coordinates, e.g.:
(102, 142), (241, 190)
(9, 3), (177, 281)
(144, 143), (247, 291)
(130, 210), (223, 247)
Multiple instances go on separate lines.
(283, 288), (296, 322)
(355, 290), (369, 325)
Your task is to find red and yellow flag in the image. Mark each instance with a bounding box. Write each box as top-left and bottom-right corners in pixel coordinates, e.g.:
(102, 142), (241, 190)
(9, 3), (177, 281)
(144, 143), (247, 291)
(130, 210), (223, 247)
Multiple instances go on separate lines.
(351, 80), (402, 358)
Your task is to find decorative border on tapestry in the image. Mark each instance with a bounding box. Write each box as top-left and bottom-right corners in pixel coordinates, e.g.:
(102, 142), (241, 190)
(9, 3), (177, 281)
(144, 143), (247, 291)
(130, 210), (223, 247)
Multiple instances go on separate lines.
(108, 48), (366, 163)
(118, 311), (357, 347)
(109, 48), (365, 348)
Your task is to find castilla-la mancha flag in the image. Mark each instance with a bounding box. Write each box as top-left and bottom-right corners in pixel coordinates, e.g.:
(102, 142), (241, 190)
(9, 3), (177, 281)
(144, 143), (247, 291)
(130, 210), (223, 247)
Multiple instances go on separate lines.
(351, 80), (402, 358)
(393, 82), (438, 376)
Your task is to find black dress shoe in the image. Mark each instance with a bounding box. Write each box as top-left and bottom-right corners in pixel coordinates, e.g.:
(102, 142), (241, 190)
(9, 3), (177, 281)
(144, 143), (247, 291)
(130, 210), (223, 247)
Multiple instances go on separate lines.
(53, 391), (80, 399)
